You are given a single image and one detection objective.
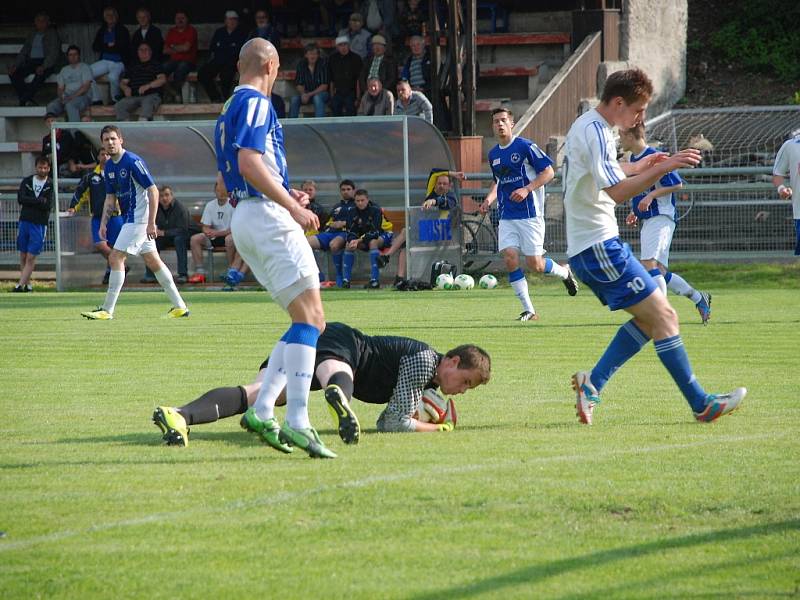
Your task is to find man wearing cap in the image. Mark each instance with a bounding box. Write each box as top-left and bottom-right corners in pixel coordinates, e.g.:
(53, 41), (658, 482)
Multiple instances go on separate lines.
(328, 35), (363, 117)
(198, 10), (246, 102)
(338, 13), (372, 60)
(359, 34), (396, 96)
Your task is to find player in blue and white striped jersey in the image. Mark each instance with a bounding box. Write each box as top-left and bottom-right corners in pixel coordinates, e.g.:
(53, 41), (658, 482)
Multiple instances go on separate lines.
(563, 68), (745, 425)
(480, 108), (578, 322)
(215, 37), (335, 458)
(81, 125), (188, 320)
(620, 124), (711, 324)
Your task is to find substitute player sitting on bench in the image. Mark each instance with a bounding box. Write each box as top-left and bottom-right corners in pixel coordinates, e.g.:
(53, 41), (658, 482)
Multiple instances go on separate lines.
(342, 189), (393, 288)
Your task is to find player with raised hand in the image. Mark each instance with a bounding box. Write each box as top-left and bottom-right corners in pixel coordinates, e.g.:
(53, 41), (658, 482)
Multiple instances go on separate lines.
(214, 37), (336, 458)
(619, 124), (712, 324)
(152, 322), (491, 447)
(81, 125), (188, 320)
(480, 108), (578, 322)
(772, 130), (800, 256)
(563, 68), (746, 425)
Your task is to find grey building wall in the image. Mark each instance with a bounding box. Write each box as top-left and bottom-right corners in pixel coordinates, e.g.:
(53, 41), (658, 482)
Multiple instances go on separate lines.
(618, 0), (688, 116)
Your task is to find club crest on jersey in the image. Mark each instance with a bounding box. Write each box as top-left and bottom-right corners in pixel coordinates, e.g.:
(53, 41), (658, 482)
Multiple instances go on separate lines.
(120, 169), (128, 178)
(511, 153), (521, 163)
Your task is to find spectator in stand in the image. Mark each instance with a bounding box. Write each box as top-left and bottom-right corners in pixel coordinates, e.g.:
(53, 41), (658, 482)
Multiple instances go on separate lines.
(131, 7), (163, 63)
(41, 113), (74, 177)
(394, 79), (432, 123)
(342, 189), (393, 289)
(401, 35), (431, 97)
(359, 34), (396, 96)
(68, 148), (124, 284)
(115, 42), (166, 121)
(248, 9), (281, 47)
(188, 179), (236, 284)
(320, 0), (355, 34)
(69, 129), (98, 177)
(46, 45), (93, 122)
(328, 36), (362, 117)
(357, 77), (394, 116)
(14, 155), (53, 293)
(162, 10), (198, 104)
(396, 0), (425, 45)
(142, 185), (197, 284)
(289, 43), (330, 118)
(9, 12), (63, 107)
(338, 13), (372, 59)
(91, 6), (131, 103)
(199, 10), (246, 102)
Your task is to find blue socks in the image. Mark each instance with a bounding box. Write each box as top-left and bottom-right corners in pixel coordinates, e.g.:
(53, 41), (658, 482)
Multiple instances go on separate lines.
(544, 258), (554, 274)
(654, 336), (707, 412)
(332, 250), (343, 285)
(369, 249), (380, 280)
(508, 268), (525, 283)
(591, 320), (650, 392)
(343, 251), (355, 281)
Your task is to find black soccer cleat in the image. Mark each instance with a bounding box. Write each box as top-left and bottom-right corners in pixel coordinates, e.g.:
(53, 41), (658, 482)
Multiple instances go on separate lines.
(563, 265), (579, 296)
(324, 384), (360, 444)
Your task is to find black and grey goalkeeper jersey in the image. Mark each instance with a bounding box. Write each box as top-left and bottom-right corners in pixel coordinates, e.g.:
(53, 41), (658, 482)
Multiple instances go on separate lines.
(317, 323), (442, 433)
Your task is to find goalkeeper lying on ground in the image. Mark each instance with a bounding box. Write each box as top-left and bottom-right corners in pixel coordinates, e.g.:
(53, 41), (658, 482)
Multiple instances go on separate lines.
(153, 322), (491, 447)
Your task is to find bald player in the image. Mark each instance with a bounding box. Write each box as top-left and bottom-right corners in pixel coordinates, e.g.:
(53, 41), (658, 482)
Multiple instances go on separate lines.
(212, 38), (335, 458)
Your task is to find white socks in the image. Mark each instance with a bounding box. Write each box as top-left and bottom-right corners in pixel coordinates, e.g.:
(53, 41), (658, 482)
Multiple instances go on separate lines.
(283, 342), (315, 430)
(667, 272), (702, 304)
(254, 340), (287, 421)
(102, 270), (125, 313)
(154, 267), (186, 309)
(511, 277), (535, 314)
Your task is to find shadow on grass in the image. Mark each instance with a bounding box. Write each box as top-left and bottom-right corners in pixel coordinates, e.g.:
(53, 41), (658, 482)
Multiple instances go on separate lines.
(409, 519), (800, 600)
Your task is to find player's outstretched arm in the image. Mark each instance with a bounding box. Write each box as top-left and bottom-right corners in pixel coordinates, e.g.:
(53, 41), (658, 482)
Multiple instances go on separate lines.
(605, 149), (700, 204)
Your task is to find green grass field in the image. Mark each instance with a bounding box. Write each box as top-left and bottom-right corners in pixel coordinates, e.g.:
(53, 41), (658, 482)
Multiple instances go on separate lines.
(1, 272), (798, 598)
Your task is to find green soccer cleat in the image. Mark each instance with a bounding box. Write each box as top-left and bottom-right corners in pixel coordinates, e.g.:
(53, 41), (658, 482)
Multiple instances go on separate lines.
(81, 307), (113, 320)
(166, 307), (190, 318)
(279, 422), (337, 458)
(325, 384), (361, 444)
(240, 408), (293, 454)
(152, 406), (189, 446)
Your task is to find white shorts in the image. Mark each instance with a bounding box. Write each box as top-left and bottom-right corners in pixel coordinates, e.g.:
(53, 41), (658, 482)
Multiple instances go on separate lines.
(113, 223), (157, 256)
(231, 199), (319, 308)
(498, 217), (545, 256)
(640, 216), (675, 267)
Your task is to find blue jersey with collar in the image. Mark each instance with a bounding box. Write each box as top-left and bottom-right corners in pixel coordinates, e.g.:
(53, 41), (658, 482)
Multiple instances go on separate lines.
(488, 136), (553, 220)
(215, 85), (289, 201)
(104, 150), (155, 224)
(630, 146), (682, 220)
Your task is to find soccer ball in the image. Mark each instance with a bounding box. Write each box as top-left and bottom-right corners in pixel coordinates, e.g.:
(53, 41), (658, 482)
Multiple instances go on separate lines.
(453, 273), (475, 290)
(415, 389), (456, 425)
(479, 274), (498, 289)
(435, 273), (454, 290)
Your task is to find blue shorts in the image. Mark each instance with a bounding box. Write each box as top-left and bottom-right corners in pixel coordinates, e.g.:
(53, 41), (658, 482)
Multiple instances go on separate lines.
(794, 219), (800, 256)
(569, 237), (658, 311)
(17, 221), (47, 255)
(91, 215), (123, 246)
(314, 231), (346, 251)
(349, 232), (393, 249)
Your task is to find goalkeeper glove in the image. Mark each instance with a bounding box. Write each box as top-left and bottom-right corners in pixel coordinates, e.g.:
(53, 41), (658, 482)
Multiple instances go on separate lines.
(436, 422), (454, 432)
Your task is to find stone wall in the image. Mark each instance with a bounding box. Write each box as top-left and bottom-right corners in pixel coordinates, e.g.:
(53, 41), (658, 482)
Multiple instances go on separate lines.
(618, 0), (688, 117)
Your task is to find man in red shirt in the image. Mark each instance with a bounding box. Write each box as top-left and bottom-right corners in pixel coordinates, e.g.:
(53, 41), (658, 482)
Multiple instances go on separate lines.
(162, 10), (197, 103)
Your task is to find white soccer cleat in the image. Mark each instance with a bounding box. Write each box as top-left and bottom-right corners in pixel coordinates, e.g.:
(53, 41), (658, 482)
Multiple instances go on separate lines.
(694, 387), (746, 422)
(572, 371), (599, 425)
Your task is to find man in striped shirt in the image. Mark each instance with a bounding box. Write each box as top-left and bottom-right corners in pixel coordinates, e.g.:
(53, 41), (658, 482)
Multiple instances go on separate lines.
(288, 43), (330, 118)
